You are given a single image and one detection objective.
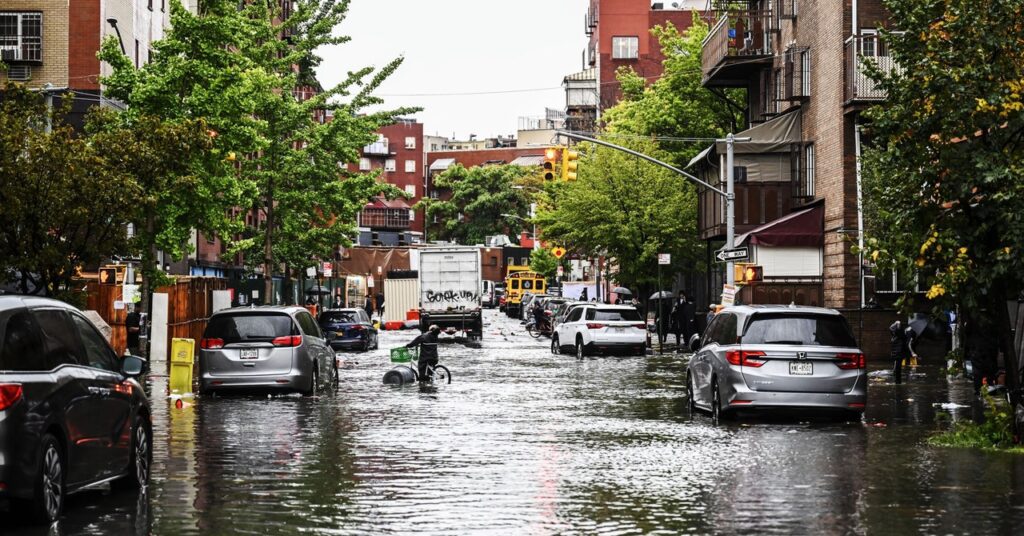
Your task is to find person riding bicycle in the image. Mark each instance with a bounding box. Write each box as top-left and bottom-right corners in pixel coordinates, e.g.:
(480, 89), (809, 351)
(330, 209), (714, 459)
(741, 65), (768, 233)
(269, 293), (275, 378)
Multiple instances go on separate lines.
(406, 324), (441, 381)
(532, 301), (550, 333)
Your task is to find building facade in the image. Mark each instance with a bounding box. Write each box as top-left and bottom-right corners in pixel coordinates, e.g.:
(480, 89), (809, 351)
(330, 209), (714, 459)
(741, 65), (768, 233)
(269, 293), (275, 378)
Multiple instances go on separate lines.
(692, 0), (895, 311)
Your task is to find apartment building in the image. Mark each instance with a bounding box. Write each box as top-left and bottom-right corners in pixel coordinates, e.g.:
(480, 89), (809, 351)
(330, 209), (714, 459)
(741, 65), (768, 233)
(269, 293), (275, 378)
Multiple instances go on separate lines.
(583, 0), (706, 112)
(690, 0), (894, 311)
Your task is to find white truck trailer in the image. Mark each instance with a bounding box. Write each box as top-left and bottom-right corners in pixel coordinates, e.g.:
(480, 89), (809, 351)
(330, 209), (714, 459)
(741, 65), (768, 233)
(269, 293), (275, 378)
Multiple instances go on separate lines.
(418, 246), (483, 339)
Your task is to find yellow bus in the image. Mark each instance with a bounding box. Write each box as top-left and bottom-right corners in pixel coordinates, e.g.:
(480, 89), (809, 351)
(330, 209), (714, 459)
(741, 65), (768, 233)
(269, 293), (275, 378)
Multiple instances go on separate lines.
(505, 270), (546, 318)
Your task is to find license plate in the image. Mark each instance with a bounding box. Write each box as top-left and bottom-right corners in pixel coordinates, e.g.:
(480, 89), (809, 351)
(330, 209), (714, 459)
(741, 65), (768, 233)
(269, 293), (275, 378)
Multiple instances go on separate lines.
(240, 349), (259, 360)
(789, 361), (813, 375)
(336, 331), (345, 337)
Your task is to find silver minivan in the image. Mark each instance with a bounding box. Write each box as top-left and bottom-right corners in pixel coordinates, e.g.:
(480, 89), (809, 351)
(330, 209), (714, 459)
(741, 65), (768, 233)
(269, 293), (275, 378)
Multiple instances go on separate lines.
(198, 306), (336, 395)
(687, 305), (867, 421)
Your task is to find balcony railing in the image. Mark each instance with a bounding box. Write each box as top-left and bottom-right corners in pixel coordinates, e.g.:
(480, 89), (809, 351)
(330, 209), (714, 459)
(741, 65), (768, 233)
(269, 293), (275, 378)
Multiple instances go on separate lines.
(845, 36), (898, 102)
(363, 137), (389, 155)
(358, 208), (410, 230)
(701, 10), (774, 85)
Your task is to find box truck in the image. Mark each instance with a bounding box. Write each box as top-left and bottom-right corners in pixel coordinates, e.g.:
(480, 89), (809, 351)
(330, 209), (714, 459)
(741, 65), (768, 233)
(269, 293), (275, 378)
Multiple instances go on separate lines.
(418, 246), (483, 339)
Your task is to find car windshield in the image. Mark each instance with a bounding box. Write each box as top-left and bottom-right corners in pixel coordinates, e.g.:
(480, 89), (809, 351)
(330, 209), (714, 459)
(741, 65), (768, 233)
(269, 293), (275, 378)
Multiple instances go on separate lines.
(205, 314), (294, 344)
(588, 308), (642, 322)
(742, 314), (857, 347)
(320, 312), (358, 325)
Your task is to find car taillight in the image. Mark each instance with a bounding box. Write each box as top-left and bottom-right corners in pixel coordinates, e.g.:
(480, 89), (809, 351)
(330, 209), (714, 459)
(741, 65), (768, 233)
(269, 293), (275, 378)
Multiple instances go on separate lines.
(835, 352), (865, 370)
(725, 350), (767, 367)
(545, 311), (552, 316)
(586, 323), (606, 329)
(632, 323), (646, 329)
(272, 335), (303, 347)
(0, 384), (23, 411)
(351, 325), (366, 331)
(200, 337), (224, 349)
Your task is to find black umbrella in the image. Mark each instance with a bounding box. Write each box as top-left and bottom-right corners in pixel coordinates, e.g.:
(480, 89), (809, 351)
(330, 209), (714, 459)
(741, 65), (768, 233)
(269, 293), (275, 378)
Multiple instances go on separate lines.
(908, 313), (945, 339)
(305, 285), (332, 295)
(612, 287), (633, 297)
(649, 290), (674, 300)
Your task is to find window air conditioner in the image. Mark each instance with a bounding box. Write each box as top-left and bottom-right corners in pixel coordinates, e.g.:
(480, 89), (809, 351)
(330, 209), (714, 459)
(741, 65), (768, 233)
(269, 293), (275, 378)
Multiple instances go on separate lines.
(6, 64), (31, 81)
(0, 46), (21, 62)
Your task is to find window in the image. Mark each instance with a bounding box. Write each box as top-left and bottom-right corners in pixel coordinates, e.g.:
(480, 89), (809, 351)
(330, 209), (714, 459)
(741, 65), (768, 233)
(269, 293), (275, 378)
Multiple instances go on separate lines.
(733, 166), (748, 183)
(860, 29), (884, 57)
(743, 314), (858, 347)
(520, 258), (528, 265)
(33, 309), (84, 369)
(587, 308), (642, 322)
(405, 137), (416, 149)
(204, 313), (295, 344)
(295, 312), (322, 338)
(404, 184), (416, 196)
(384, 159), (396, 172)
(800, 49), (811, 96)
(0, 12), (43, 62)
(490, 256), (498, 266)
(408, 209), (415, 221)
(405, 160), (416, 173)
(805, 143), (815, 197)
(0, 310), (44, 371)
(71, 314), (118, 372)
(359, 158), (371, 171)
(716, 314), (738, 345)
(567, 308), (585, 323)
(612, 36), (639, 59)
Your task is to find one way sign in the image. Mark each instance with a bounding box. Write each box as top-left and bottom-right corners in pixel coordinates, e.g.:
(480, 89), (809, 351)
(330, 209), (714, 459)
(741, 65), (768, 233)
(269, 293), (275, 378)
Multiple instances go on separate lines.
(716, 247), (749, 262)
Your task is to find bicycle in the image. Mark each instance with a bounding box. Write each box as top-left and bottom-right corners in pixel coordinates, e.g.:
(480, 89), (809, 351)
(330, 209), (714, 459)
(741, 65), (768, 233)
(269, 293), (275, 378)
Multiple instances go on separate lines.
(526, 317), (552, 339)
(389, 347), (452, 384)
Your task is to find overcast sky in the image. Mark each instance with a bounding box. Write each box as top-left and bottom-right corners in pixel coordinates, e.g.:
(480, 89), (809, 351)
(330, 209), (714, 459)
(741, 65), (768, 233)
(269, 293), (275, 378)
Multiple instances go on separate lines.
(317, 0), (590, 140)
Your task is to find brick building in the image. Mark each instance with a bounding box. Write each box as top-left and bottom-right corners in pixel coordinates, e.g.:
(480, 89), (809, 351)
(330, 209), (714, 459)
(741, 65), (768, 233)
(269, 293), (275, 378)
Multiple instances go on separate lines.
(584, 0), (705, 112)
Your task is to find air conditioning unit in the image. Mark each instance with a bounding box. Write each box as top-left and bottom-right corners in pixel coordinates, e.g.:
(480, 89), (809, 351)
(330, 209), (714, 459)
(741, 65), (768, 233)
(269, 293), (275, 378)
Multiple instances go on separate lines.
(6, 64), (31, 81)
(0, 46), (21, 62)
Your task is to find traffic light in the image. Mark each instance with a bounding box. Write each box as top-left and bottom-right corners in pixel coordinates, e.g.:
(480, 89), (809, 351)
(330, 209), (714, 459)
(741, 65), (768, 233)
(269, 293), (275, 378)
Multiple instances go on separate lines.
(99, 268), (117, 285)
(734, 263), (763, 283)
(562, 149), (579, 181)
(543, 148), (558, 180)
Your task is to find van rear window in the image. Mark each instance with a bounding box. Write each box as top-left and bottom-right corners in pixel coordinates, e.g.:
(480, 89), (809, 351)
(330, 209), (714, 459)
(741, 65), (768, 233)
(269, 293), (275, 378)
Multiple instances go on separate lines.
(742, 314), (857, 347)
(205, 314), (295, 344)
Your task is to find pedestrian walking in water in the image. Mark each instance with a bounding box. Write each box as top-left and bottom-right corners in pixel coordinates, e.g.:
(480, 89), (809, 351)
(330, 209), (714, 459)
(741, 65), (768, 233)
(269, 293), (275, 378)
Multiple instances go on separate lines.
(580, 287), (588, 302)
(671, 291), (693, 348)
(406, 324), (441, 381)
(889, 319), (917, 384)
(364, 295), (374, 318)
(964, 312), (998, 396)
(125, 303), (141, 355)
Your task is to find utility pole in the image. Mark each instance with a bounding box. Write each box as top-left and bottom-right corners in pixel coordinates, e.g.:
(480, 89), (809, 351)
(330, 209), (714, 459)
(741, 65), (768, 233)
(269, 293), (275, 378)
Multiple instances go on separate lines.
(725, 133), (736, 286)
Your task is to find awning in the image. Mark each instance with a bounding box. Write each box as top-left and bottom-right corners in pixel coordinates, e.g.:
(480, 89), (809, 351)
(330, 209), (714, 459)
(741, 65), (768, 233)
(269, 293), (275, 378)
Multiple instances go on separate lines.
(509, 155), (544, 166)
(687, 145), (714, 169)
(364, 197), (411, 210)
(716, 109), (801, 154)
(735, 204), (823, 248)
(429, 158), (456, 171)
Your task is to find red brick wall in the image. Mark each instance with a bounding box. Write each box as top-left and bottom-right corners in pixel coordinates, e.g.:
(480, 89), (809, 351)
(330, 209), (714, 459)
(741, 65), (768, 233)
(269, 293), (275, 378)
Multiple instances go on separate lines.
(68, 0), (101, 90)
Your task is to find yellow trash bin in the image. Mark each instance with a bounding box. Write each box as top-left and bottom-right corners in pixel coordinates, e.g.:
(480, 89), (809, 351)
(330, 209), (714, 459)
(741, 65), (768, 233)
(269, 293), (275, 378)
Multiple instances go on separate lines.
(169, 338), (195, 394)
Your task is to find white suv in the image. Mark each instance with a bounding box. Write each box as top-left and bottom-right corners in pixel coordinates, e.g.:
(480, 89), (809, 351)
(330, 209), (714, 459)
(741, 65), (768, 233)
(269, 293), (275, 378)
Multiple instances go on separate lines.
(552, 304), (647, 358)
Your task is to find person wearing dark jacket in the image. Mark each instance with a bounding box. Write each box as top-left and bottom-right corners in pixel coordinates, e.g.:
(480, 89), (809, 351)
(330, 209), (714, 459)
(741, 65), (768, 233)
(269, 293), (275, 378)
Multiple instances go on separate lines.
(364, 296), (374, 318)
(406, 324), (441, 381)
(671, 291), (695, 348)
(889, 320), (917, 384)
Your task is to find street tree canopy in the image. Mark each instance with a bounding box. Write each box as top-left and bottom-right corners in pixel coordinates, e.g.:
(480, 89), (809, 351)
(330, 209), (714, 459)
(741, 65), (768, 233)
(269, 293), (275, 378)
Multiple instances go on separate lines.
(417, 164), (538, 245)
(529, 248), (560, 280)
(862, 0), (1024, 424)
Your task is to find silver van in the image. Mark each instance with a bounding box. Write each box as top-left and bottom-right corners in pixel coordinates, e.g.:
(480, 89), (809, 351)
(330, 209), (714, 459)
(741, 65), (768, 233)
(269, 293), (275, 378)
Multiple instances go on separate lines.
(198, 306), (335, 395)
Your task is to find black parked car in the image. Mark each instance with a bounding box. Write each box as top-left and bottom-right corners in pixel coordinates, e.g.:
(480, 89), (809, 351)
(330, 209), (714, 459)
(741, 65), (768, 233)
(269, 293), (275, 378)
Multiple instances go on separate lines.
(318, 308), (378, 352)
(0, 296), (151, 524)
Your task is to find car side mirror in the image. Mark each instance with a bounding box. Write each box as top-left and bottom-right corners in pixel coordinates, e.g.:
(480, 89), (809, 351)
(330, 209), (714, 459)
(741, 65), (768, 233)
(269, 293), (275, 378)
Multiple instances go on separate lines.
(122, 355), (145, 377)
(325, 331), (337, 341)
(689, 334), (701, 353)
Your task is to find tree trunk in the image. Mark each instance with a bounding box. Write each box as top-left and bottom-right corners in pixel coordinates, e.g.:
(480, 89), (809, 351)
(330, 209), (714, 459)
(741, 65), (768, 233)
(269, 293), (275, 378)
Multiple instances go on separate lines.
(263, 174), (274, 305)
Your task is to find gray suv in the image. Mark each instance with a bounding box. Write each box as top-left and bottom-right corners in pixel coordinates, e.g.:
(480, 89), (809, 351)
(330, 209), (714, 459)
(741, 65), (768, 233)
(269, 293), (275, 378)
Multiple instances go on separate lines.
(687, 305), (867, 421)
(198, 306), (335, 395)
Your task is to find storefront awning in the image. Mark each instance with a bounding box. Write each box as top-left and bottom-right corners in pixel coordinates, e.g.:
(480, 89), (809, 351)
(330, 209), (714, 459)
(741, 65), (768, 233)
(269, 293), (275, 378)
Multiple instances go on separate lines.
(736, 204), (823, 248)
(716, 109), (802, 154)
(364, 197), (411, 210)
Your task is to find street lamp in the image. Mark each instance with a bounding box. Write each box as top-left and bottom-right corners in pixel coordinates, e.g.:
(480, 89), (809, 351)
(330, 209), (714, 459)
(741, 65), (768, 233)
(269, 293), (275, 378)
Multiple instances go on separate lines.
(501, 212), (538, 251)
(106, 18), (127, 56)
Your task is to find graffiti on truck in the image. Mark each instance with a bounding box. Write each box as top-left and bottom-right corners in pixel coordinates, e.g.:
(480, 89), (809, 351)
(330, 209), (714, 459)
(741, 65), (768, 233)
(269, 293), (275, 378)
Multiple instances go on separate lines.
(424, 289), (479, 304)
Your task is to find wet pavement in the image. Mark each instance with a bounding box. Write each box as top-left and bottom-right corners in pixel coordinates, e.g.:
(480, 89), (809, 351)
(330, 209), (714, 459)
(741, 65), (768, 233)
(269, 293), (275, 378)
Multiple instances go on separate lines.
(5, 309), (1024, 535)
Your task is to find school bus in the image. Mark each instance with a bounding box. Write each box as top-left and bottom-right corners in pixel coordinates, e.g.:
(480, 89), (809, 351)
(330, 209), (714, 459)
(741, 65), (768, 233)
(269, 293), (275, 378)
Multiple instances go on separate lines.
(504, 269), (546, 318)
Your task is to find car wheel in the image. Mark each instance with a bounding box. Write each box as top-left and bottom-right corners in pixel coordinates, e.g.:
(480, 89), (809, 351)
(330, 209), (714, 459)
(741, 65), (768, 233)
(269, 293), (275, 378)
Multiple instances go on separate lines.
(551, 335), (560, 355)
(27, 434), (64, 524)
(576, 338), (585, 360)
(686, 374), (697, 414)
(116, 417), (151, 490)
(304, 364), (319, 396)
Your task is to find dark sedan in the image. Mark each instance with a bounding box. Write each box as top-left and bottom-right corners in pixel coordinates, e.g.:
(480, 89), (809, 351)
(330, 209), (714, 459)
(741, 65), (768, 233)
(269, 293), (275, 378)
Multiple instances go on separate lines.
(318, 308), (378, 352)
(0, 296), (151, 524)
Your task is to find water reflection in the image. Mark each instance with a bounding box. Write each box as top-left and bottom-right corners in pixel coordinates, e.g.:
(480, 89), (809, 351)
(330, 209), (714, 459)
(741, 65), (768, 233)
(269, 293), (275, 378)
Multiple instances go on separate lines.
(4, 310), (1024, 535)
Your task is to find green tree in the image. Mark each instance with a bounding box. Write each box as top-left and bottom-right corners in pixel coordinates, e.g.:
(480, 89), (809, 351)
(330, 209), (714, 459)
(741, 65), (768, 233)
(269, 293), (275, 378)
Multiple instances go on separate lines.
(536, 139), (700, 293)
(417, 164), (538, 244)
(601, 18), (743, 167)
(0, 84), (139, 297)
(861, 0), (1024, 431)
(529, 248), (559, 280)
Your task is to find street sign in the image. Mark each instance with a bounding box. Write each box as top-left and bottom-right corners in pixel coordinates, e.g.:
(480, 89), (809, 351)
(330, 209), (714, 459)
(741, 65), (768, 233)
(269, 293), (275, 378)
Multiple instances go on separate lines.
(552, 247), (566, 259)
(658, 253), (671, 265)
(556, 266), (564, 277)
(322, 261), (333, 278)
(716, 247), (749, 262)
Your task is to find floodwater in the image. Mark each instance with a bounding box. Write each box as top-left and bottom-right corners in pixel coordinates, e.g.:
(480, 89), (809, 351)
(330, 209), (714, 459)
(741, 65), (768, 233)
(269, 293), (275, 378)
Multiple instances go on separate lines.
(5, 310), (1024, 535)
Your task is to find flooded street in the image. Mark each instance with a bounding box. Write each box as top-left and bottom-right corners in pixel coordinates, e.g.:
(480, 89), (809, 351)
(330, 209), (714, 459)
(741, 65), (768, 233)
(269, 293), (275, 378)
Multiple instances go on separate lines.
(7, 310), (1024, 535)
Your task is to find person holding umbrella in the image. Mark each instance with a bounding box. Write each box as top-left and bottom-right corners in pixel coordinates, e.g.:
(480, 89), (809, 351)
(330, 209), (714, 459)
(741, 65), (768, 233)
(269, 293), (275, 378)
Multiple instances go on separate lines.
(889, 319), (918, 384)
